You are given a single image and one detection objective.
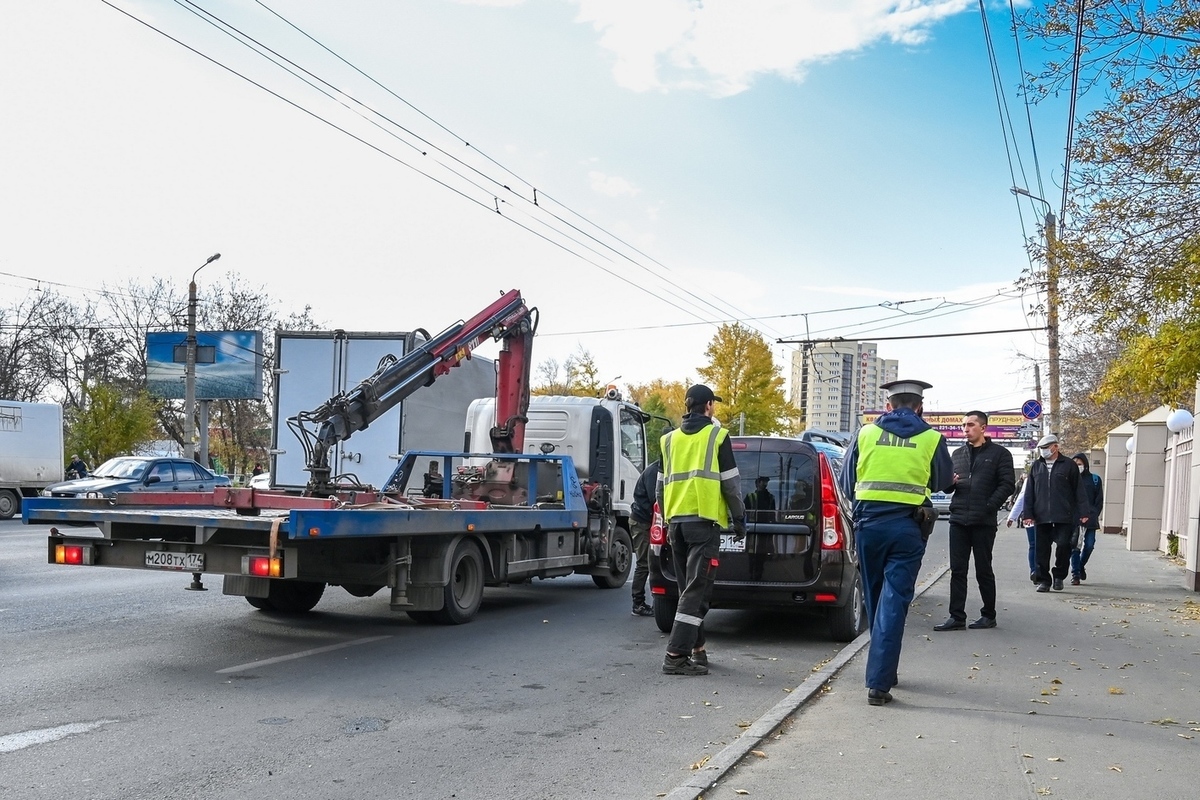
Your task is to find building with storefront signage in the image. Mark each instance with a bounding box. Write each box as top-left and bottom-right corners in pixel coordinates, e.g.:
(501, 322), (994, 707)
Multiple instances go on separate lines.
(790, 342), (898, 436)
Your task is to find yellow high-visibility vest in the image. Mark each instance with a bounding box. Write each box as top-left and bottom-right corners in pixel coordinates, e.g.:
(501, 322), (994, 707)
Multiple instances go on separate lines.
(660, 423), (730, 524)
(854, 424), (940, 505)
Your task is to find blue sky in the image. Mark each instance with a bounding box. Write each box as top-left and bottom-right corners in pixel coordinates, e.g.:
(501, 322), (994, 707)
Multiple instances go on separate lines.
(0, 1), (1070, 418)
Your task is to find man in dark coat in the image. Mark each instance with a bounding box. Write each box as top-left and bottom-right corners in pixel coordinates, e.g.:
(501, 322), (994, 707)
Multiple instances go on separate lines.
(1070, 452), (1104, 585)
(934, 411), (1015, 631)
(629, 460), (660, 616)
(1023, 434), (1089, 592)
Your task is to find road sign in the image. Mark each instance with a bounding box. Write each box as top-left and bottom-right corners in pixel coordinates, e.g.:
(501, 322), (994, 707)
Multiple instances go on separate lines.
(1022, 399), (1043, 420)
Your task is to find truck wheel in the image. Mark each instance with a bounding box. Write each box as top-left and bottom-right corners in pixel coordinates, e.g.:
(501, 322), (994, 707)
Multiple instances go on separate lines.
(0, 490), (18, 520)
(245, 596), (275, 611)
(828, 570), (866, 642)
(431, 539), (484, 624)
(591, 525), (633, 589)
(264, 580), (326, 613)
(653, 594), (677, 634)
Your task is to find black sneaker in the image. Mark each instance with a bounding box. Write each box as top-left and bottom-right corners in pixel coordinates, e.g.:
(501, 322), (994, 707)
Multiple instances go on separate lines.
(1080, 567), (1087, 581)
(1070, 576), (1080, 586)
(662, 654), (708, 676)
(867, 689), (893, 706)
(691, 649), (708, 667)
(1052, 578), (1064, 591)
(631, 602), (653, 617)
(1036, 582), (1050, 593)
(1030, 571), (1038, 583)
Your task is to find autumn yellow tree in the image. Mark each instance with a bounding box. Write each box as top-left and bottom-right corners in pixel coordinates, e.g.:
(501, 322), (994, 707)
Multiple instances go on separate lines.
(696, 323), (798, 435)
(627, 378), (689, 463)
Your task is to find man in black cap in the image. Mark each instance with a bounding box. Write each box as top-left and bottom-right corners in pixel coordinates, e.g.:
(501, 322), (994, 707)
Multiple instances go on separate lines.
(656, 384), (746, 676)
(840, 379), (953, 705)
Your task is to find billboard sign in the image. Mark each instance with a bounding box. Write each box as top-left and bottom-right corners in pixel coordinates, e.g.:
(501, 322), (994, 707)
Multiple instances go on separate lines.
(146, 330), (264, 401)
(861, 411), (1029, 445)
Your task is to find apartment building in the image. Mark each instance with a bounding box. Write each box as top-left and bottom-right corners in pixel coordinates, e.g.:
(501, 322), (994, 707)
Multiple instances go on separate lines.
(790, 342), (898, 436)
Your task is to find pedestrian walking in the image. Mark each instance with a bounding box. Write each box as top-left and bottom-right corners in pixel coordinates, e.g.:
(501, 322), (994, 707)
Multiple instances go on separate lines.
(933, 411), (1015, 631)
(840, 379), (953, 705)
(1022, 434), (1089, 592)
(629, 459), (660, 616)
(1070, 452), (1104, 585)
(656, 384), (746, 676)
(1005, 477), (1038, 581)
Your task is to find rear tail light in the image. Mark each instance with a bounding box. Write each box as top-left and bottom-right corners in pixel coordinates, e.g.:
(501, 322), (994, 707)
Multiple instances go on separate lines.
(53, 544), (95, 565)
(243, 555), (283, 578)
(649, 503), (665, 549)
(818, 454), (844, 550)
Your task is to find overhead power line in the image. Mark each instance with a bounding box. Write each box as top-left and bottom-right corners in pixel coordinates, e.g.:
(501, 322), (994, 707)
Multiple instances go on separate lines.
(779, 326), (1049, 345)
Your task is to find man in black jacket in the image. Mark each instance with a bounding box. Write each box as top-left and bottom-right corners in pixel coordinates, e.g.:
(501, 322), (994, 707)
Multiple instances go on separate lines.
(629, 460), (660, 617)
(1023, 434), (1089, 592)
(934, 411), (1015, 631)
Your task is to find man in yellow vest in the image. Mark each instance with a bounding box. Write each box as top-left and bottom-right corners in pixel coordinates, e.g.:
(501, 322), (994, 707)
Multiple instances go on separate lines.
(656, 384), (746, 676)
(840, 379), (953, 705)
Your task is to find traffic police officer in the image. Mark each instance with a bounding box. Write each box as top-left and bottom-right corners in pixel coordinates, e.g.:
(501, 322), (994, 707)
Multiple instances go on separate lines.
(656, 384), (746, 676)
(840, 379), (953, 705)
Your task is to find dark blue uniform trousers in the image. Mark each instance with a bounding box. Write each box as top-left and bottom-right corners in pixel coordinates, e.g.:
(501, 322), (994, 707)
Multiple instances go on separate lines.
(856, 514), (927, 693)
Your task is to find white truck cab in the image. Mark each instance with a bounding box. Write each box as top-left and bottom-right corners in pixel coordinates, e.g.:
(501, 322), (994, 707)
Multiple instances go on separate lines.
(465, 390), (649, 521)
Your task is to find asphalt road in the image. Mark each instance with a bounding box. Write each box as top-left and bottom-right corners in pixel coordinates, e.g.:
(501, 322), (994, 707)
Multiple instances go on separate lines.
(0, 517), (950, 799)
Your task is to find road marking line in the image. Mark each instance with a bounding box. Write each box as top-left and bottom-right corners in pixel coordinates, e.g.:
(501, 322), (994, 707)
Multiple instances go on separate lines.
(0, 720), (118, 754)
(217, 635), (392, 674)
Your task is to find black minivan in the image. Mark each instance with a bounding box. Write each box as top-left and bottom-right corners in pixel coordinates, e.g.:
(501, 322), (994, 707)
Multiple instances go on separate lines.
(648, 435), (865, 642)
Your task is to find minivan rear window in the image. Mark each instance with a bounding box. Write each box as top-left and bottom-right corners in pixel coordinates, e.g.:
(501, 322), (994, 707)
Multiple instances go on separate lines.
(734, 448), (816, 525)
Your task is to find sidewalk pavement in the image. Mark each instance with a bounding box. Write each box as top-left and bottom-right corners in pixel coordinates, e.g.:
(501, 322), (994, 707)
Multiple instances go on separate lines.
(665, 529), (1200, 800)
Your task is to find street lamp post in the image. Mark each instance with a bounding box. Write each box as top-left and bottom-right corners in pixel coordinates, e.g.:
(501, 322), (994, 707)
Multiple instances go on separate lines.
(1011, 187), (1060, 436)
(185, 253), (221, 462)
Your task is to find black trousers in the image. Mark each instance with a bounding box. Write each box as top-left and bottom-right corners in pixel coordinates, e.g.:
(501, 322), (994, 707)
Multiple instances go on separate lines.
(947, 522), (997, 621)
(1034, 522), (1074, 583)
(666, 520), (721, 655)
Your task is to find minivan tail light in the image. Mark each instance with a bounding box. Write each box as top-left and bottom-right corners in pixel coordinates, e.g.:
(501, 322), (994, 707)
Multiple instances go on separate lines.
(818, 454), (844, 550)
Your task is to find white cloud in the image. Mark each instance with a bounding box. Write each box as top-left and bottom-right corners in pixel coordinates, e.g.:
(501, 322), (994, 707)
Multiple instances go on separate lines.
(572, 0), (973, 95)
(588, 170), (642, 197)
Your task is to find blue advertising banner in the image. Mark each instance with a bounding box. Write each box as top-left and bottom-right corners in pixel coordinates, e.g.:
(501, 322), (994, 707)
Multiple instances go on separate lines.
(146, 330), (264, 401)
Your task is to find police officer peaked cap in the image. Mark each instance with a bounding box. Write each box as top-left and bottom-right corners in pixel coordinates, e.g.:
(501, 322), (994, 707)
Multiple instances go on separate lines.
(685, 384), (722, 405)
(880, 379), (932, 398)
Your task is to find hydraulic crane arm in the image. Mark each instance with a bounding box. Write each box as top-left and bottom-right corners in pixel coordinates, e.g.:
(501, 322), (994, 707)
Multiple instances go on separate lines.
(289, 289), (537, 495)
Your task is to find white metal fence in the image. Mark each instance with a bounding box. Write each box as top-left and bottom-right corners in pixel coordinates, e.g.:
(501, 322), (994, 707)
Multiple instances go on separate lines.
(1163, 423), (1194, 552)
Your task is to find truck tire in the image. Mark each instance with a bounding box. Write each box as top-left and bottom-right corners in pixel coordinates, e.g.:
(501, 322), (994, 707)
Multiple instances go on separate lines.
(431, 539), (484, 624)
(653, 593), (676, 634)
(0, 490), (18, 520)
(827, 570), (866, 642)
(591, 525), (633, 589)
(249, 580), (326, 614)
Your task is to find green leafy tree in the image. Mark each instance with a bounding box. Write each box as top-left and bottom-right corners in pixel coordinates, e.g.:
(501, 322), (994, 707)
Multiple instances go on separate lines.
(66, 383), (160, 464)
(628, 379), (689, 463)
(1020, 2), (1200, 400)
(696, 323), (798, 436)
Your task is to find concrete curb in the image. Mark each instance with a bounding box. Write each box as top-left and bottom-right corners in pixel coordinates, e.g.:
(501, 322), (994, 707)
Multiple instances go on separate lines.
(662, 561), (951, 800)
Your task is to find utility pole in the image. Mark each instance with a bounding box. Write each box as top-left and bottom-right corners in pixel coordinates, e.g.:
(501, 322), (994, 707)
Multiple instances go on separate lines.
(185, 253), (221, 461)
(1011, 187), (1060, 435)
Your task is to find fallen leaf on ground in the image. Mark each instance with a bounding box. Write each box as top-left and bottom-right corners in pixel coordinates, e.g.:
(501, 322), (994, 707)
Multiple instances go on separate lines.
(1051, 678), (1063, 684)
(750, 750), (767, 758)
(1031, 699), (1051, 705)
(1048, 757), (1064, 762)
(735, 790), (750, 795)
(1109, 687), (1125, 695)
(1109, 765), (1122, 772)
(1022, 753), (1034, 759)
(690, 755), (710, 770)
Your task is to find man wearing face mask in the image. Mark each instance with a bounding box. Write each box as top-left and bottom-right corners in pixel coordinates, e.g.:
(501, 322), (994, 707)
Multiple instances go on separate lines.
(1022, 434), (1089, 592)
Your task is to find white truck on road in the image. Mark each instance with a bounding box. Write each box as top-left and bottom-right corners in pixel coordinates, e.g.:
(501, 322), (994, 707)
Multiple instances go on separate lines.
(0, 401), (64, 519)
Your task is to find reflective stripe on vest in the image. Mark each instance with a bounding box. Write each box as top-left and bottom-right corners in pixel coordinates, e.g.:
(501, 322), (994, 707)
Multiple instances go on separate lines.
(660, 423), (729, 524)
(854, 424), (940, 505)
